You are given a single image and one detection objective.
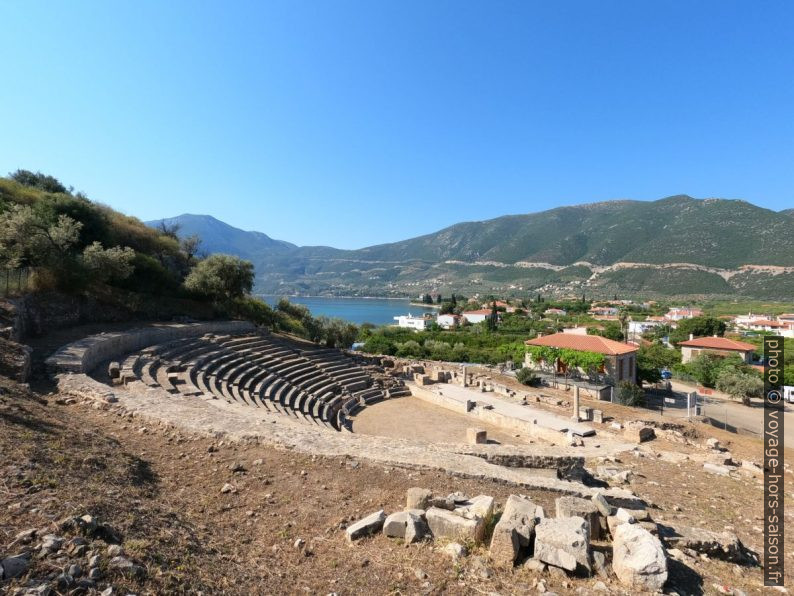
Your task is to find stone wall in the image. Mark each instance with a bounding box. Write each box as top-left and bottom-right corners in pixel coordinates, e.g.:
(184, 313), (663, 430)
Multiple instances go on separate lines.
(411, 384), (569, 445)
(10, 291), (217, 340)
(46, 321), (256, 375)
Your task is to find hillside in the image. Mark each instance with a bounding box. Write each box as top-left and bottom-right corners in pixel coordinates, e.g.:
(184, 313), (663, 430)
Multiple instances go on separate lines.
(145, 214), (296, 262)
(153, 196), (794, 300)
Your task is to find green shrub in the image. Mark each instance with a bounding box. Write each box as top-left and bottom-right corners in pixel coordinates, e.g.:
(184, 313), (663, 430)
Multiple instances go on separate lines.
(614, 381), (646, 407)
(515, 367), (538, 386)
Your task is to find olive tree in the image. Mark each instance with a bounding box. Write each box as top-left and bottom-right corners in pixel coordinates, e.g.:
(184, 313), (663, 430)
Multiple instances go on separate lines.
(80, 241), (135, 282)
(716, 369), (763, 406)
(184, 254), (254, 303)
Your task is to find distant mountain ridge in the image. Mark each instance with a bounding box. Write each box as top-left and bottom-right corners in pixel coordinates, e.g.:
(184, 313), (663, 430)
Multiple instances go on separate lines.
(146, 214), (296, 261)
(149, 196), (794, 300)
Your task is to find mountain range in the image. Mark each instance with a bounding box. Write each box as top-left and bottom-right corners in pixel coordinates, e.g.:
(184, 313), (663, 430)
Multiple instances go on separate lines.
(147, 195), (794, 300)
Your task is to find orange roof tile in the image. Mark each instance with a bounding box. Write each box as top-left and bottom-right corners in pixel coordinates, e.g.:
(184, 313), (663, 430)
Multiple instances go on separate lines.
(679, 337), (756, 351)
(525, 332), (638, 355)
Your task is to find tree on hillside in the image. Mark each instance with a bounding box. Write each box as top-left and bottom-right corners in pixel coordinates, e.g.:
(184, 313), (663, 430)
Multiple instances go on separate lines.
(670, 316), (727, 344)
(9, 169), (69, 194)
(80, 242), (136, 282)
(158, 221), (181, 240)
(0, 204), (82, 269)
(319, 317), (359, 349)
(180, 234), (202, 264)
(488, 301), (498, 331)
(716, 369), (763, 406)
(184, 254), (254, 303)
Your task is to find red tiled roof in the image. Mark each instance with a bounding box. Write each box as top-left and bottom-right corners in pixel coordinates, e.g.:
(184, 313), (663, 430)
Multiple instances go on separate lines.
(525, 333), (638, 355)
(679, 337), (756, 351)
(749, 319), (782, 327)
(463, 309), (494, 315)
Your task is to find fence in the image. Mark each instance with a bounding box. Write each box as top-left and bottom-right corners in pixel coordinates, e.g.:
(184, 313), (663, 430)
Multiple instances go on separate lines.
(0, 267), (33, 297)
(632, 384), (763, 438)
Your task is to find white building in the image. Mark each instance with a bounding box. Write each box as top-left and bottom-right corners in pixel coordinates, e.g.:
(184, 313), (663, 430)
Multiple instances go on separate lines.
(665, 307), (703, 321)
(394, 314), (432, 331)
(562, 326), (589, 335)
(628, 319), (664, 335)
(462, 309), (495, 324)
(436, 313), (461, 329)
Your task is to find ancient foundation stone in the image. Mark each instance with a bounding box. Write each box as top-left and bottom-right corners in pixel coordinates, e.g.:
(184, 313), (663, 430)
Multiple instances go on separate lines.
(346, 510), (386, 542)
(406, 487), (432, 510)
(426, 507), (485, 543)
(534, 516), (591, 575)
(466, 427), (487, 445)
(612, 523), (668, 591)
(489, 495), (538, 566)
(555, 496), (601, 540)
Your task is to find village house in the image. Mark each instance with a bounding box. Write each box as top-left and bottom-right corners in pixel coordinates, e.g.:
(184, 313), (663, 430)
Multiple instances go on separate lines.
(436, 313), (461, 329)
(524, 332), (638, 384)
(678, 336), (756, 364)
(462, 309), (496, 324)
(544, 307), (567, 317)
(483, 300), (516, 313)
(627, 318), (664, 335)
(393, 314), (433, 331)
(589, 306), (618, 317)
(665, 307), (703, 321)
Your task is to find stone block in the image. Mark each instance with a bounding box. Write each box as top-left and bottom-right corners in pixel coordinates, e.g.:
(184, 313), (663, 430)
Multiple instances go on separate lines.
(426, 507), (485, 543)
(612, 523), (668, 592)
(454, 495), (494, 520)
(489, 495), (538, 566)
(555, 496), (601, 540)
(406, 487), (432, 510)
(346, 510), (386, 542)
(466, 427), (487, 445)
(533, 516), (591, 575)
(591, 492), (614, 518)
(703, 462), (731, 476)
(623, 426), (655, 443)
(383, 511), (427, 543)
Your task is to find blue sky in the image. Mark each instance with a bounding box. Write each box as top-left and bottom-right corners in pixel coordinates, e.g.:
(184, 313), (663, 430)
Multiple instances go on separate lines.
(1, 1), (792, 248)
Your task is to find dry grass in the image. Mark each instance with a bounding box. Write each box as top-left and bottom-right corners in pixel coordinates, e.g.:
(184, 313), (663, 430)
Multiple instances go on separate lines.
(1, 374), (791, 595)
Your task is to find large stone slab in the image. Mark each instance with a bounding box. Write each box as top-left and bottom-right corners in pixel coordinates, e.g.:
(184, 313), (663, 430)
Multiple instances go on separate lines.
(346, 510), (386, 542)
(454, 495), (495, 520)
(426, 507), (485, 543)
(489, 495), (538, 566)
(555, 496), (601, 540)
(612, 523), (668, 592)
(664, 525), (749, 563)
(534, 516), (591, 575)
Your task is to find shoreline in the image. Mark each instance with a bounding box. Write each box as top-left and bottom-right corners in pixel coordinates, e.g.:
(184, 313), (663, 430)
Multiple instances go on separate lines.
(257, 294), (417, 301)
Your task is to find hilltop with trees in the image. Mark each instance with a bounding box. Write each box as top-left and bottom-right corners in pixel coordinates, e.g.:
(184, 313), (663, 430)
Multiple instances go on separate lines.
(0, 170), (359, 349)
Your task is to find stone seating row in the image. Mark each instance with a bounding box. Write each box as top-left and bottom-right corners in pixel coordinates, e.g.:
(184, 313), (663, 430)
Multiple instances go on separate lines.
(119, 333), (392, 432)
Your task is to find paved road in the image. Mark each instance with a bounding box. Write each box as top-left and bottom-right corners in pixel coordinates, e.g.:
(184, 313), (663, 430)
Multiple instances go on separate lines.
(649, 380), (794, 446)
